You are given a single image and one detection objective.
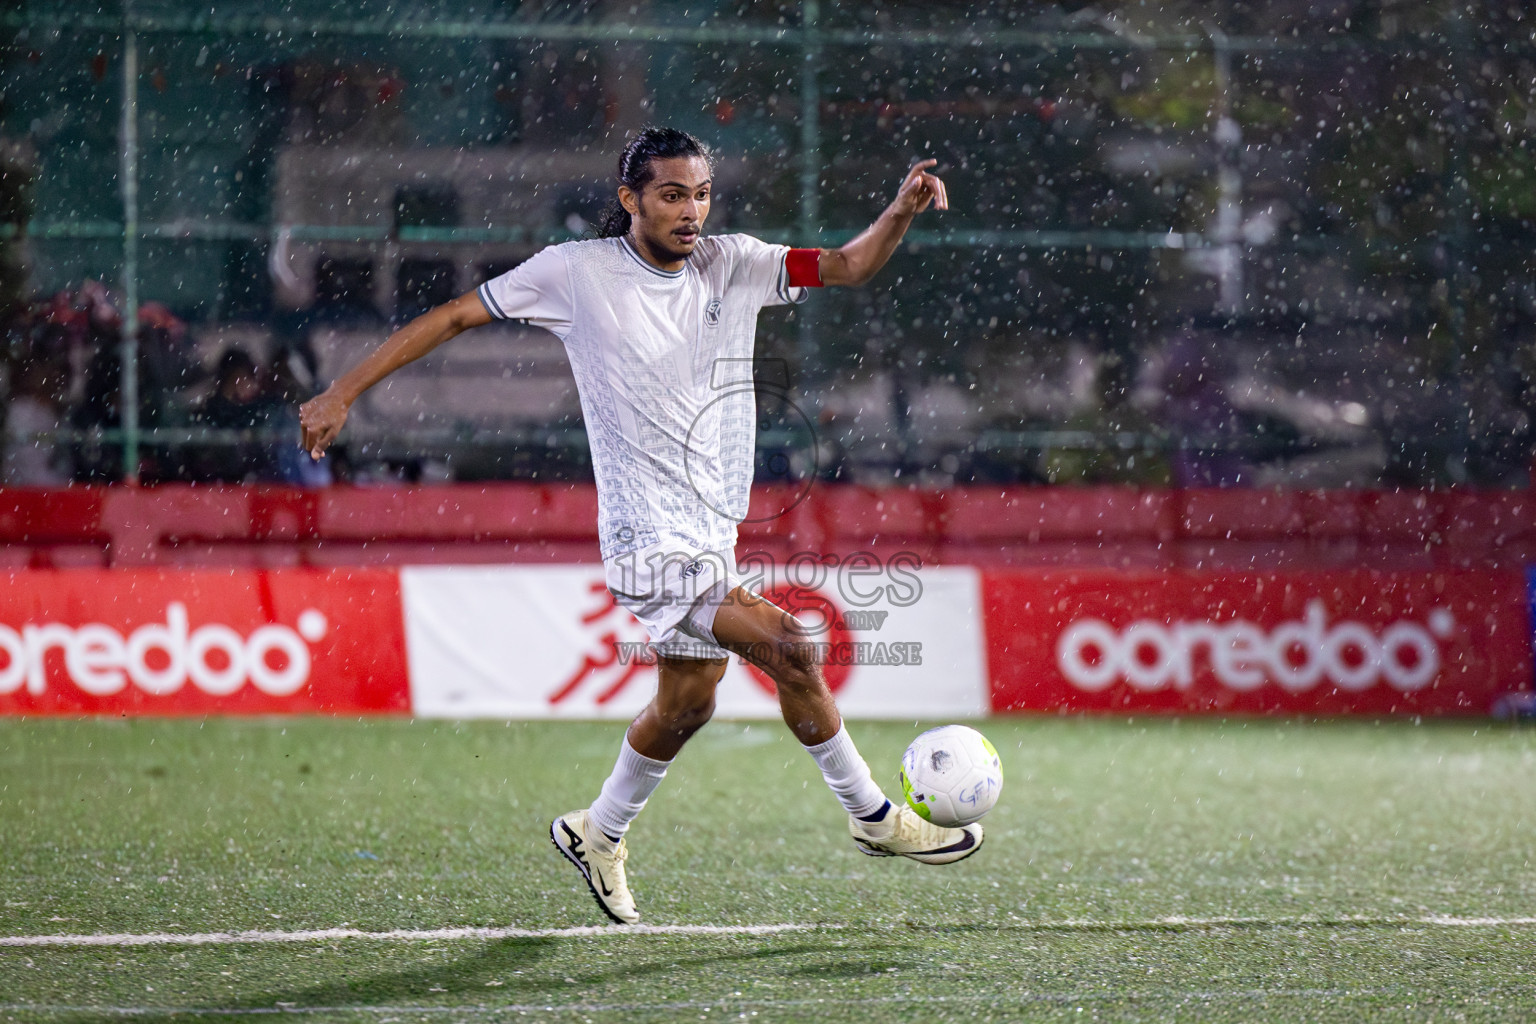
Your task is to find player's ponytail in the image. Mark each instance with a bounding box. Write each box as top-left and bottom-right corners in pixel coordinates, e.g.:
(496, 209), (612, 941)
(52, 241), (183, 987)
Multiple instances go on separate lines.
(595, 126), (713, 238)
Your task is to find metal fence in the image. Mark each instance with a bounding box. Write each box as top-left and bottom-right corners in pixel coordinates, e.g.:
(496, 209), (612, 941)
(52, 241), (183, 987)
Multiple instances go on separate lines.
(2, 1), (1533, 488)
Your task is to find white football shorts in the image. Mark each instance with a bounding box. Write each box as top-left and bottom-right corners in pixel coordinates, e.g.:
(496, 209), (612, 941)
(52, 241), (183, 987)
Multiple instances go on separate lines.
(603, 548), (739, 660)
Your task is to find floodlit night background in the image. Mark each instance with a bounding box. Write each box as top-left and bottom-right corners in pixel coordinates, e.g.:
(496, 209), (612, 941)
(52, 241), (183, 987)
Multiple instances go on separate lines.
(2, 1), (1536, 490)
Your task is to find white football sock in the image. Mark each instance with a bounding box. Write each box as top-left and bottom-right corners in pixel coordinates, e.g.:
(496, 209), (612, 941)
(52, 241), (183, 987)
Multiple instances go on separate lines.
(803, 725), (888, 818)
(586, 738), (671, 845)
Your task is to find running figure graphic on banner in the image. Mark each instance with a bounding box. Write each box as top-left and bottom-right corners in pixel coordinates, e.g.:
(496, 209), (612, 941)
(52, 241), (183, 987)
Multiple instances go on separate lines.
(299, 127), (980, 926)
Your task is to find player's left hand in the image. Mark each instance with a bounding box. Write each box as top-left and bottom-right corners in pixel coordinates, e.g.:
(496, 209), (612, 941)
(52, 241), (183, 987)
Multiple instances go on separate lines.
(892, 159), (949, 216)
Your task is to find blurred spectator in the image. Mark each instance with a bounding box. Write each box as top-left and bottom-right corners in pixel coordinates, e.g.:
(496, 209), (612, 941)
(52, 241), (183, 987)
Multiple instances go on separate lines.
(70, 343), (165, 483)
(265, 350), (332, 487)
(17, 281), (188, 483)
(29, 290), (92, 407)
(187, 348), (275, 483)
(2, 357), (69, 485)
(199, 349), (264, 427)
(181, 346), (334, 486)
(137, 300), (198, 403)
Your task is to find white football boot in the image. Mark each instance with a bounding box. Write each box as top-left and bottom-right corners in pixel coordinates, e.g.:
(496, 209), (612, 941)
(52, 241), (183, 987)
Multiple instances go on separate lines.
(848, 802), (984, 865)
(550, 810), (639, 925)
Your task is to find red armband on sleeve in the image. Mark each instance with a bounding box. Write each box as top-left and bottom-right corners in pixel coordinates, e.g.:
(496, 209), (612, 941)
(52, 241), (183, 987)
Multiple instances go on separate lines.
(786, 248), (824, 288)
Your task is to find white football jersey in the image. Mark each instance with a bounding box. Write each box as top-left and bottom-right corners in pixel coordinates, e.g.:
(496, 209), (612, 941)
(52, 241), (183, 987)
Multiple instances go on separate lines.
(477, 233), (805, 573)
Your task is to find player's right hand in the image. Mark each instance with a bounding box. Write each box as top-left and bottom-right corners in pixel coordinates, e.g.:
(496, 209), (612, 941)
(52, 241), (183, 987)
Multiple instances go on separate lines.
(298, 390), (349, 461)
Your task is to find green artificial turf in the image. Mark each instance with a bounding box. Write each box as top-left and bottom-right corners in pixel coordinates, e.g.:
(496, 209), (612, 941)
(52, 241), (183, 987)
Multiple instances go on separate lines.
(0, 716), (1533, 1022)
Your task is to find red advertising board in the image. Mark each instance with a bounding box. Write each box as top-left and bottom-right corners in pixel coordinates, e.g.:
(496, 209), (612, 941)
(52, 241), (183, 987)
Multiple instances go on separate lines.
(2, 566), (1529, 718)
(0, 570), (409, 715)
(982, 569), (1532, 715)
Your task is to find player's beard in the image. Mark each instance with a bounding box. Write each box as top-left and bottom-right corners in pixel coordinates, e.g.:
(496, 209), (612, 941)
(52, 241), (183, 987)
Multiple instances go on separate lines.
(634, 198), (699, 264)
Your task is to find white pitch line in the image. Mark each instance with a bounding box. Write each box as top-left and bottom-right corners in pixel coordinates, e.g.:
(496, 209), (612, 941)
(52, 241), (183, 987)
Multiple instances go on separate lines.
(0, 922), (825, 948)
(1033, 914), (1536, 931)
(0, 990), (1414, 1017)
(3, 914), (1536, 948)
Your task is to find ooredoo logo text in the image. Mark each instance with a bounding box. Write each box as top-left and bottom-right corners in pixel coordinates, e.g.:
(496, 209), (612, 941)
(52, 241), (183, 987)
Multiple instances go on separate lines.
(1056, 600), (1454, 694)
(0, 603), (329, 698)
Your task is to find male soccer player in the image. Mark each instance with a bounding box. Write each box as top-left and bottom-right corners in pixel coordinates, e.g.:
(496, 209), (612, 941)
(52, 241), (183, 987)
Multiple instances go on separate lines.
(299, 127), (982, 926)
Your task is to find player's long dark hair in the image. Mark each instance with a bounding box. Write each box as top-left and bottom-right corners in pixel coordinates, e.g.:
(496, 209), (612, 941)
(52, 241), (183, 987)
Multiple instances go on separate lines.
(595, 127), (713, 239)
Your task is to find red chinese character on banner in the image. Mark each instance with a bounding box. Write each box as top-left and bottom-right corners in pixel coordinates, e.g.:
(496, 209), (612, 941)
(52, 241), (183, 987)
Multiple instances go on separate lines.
(547, 582), (655, 706)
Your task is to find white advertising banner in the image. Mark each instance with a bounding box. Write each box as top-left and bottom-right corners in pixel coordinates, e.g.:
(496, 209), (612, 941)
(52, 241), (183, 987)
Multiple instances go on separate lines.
(401, 564), (989, 720)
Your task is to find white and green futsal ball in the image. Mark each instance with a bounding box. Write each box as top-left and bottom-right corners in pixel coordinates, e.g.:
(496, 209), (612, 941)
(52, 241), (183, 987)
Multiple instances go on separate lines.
(899, 724), (1003, 827)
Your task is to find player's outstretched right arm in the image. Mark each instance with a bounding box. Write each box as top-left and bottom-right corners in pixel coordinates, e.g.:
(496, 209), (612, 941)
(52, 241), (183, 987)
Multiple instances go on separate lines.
(298, 290), (492, 460)
(815, 158), (949, 287)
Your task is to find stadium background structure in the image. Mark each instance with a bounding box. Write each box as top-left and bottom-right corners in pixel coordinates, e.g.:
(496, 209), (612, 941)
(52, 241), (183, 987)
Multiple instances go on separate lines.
(3, 1), (1534, 488)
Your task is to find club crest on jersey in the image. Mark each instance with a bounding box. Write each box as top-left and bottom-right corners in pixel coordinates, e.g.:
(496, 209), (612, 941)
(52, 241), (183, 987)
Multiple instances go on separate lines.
(704, 298), (723, 327)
